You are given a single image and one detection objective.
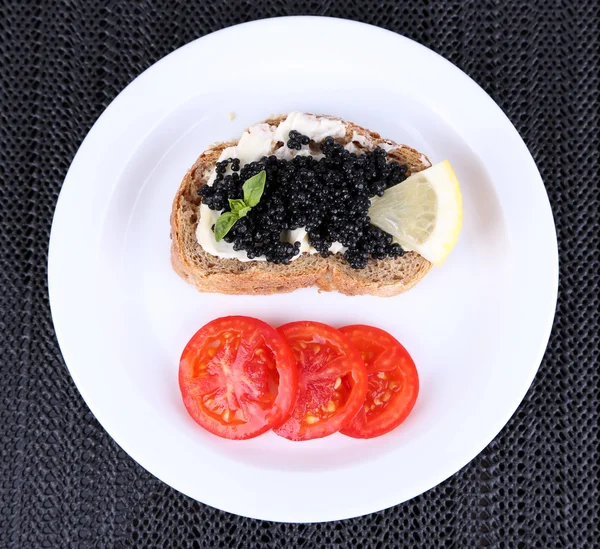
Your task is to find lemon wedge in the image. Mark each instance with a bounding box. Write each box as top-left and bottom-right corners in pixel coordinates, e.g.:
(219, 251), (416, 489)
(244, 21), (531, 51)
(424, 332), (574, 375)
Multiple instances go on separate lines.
(369, 160), (463, 266)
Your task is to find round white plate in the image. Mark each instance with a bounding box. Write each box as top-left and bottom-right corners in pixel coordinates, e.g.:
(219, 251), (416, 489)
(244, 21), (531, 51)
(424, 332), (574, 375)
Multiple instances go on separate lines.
(48, 16), (558, 522)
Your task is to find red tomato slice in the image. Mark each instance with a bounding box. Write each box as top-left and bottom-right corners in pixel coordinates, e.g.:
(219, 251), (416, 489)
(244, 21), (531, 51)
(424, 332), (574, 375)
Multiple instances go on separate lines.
(339, 325), (419, 439)
(274, 321), (367, 441)
(179, 316), (297, 440)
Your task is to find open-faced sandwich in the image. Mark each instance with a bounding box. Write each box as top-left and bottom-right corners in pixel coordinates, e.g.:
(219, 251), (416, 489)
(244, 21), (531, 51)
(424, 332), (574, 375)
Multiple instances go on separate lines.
(171, 112), (462, 296)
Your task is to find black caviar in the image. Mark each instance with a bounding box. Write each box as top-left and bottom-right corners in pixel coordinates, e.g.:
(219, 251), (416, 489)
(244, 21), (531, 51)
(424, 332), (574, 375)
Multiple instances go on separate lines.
(199, 134), (408, 268)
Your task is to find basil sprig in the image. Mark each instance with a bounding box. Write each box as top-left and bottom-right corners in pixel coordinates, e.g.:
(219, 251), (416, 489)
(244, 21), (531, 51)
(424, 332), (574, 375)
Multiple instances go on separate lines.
(214, 170), (266, 242)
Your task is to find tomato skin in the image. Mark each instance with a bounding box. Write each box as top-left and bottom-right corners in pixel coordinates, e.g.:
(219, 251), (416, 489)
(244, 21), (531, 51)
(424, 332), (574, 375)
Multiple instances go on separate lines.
(179, 316), (297, 440)
(339, 325), (419, 439)
(274, 321), (368, 441)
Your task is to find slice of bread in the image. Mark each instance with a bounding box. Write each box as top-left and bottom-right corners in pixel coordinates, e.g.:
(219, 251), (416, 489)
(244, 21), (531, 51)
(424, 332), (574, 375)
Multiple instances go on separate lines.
(170, 114), (433, 296)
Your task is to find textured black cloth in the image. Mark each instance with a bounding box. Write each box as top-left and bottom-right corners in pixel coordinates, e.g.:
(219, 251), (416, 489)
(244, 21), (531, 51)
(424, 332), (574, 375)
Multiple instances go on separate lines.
(1, 1), (599, 547)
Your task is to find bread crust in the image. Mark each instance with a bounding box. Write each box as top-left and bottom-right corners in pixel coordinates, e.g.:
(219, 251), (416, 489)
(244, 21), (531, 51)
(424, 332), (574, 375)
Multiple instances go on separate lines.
(170, 114), (433, 296)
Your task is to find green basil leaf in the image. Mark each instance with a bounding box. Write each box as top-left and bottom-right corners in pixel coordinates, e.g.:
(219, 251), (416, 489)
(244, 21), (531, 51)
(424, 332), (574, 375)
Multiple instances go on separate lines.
(228, 198), (247, 214)
(243, 170), (266, 207)
(214, 211), (239, 242)
(237, 206), (251, 218)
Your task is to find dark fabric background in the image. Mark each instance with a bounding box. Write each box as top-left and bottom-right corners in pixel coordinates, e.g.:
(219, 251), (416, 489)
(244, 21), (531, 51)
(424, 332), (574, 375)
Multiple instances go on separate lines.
(1, 1), (598, 548)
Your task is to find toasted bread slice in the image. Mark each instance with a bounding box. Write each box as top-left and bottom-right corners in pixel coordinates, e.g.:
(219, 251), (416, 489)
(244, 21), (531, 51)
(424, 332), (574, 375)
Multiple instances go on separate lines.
(170, 114), (433, 296)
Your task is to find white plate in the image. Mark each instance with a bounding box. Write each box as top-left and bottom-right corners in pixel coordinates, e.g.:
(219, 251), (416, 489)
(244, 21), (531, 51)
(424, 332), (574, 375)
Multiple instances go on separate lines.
(48, 17), (558, 522)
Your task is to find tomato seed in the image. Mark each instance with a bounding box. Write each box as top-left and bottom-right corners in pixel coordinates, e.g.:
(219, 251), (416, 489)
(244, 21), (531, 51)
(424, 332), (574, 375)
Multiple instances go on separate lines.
(382, 391), (392, 402)
(327, 401), (336, 412)
(334, 377), (342, 389)
(305, 415), (319, 424)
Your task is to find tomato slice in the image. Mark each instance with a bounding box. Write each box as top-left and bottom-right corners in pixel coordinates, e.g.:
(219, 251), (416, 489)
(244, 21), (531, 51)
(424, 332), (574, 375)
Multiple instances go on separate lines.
(339, 325), (419, 439)
(179, 316), (297, 440)
(273, 321), (367, 441)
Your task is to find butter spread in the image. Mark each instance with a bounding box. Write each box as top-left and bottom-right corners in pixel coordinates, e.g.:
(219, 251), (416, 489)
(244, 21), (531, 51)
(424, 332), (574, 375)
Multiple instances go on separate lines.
(350, 131), (372, 148)
(196, 112), (349, 261)
(379, 141), (398, 153)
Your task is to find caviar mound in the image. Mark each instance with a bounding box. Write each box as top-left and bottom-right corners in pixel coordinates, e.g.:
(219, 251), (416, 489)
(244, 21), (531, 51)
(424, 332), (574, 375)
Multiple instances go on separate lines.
(200, 137), (409, 268)
(170, 113), (433, 296)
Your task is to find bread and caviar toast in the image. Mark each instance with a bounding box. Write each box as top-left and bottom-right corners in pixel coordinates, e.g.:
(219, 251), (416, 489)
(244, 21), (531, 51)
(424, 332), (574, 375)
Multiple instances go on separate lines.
(171, 113), (438, 296)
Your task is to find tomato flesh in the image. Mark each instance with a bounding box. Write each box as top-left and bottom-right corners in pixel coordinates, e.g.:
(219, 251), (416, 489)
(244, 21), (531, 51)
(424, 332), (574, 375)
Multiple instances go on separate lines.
(274, 321), (367, 441)
(339, 325), (419, 439)
(179, 316), (297, 440)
